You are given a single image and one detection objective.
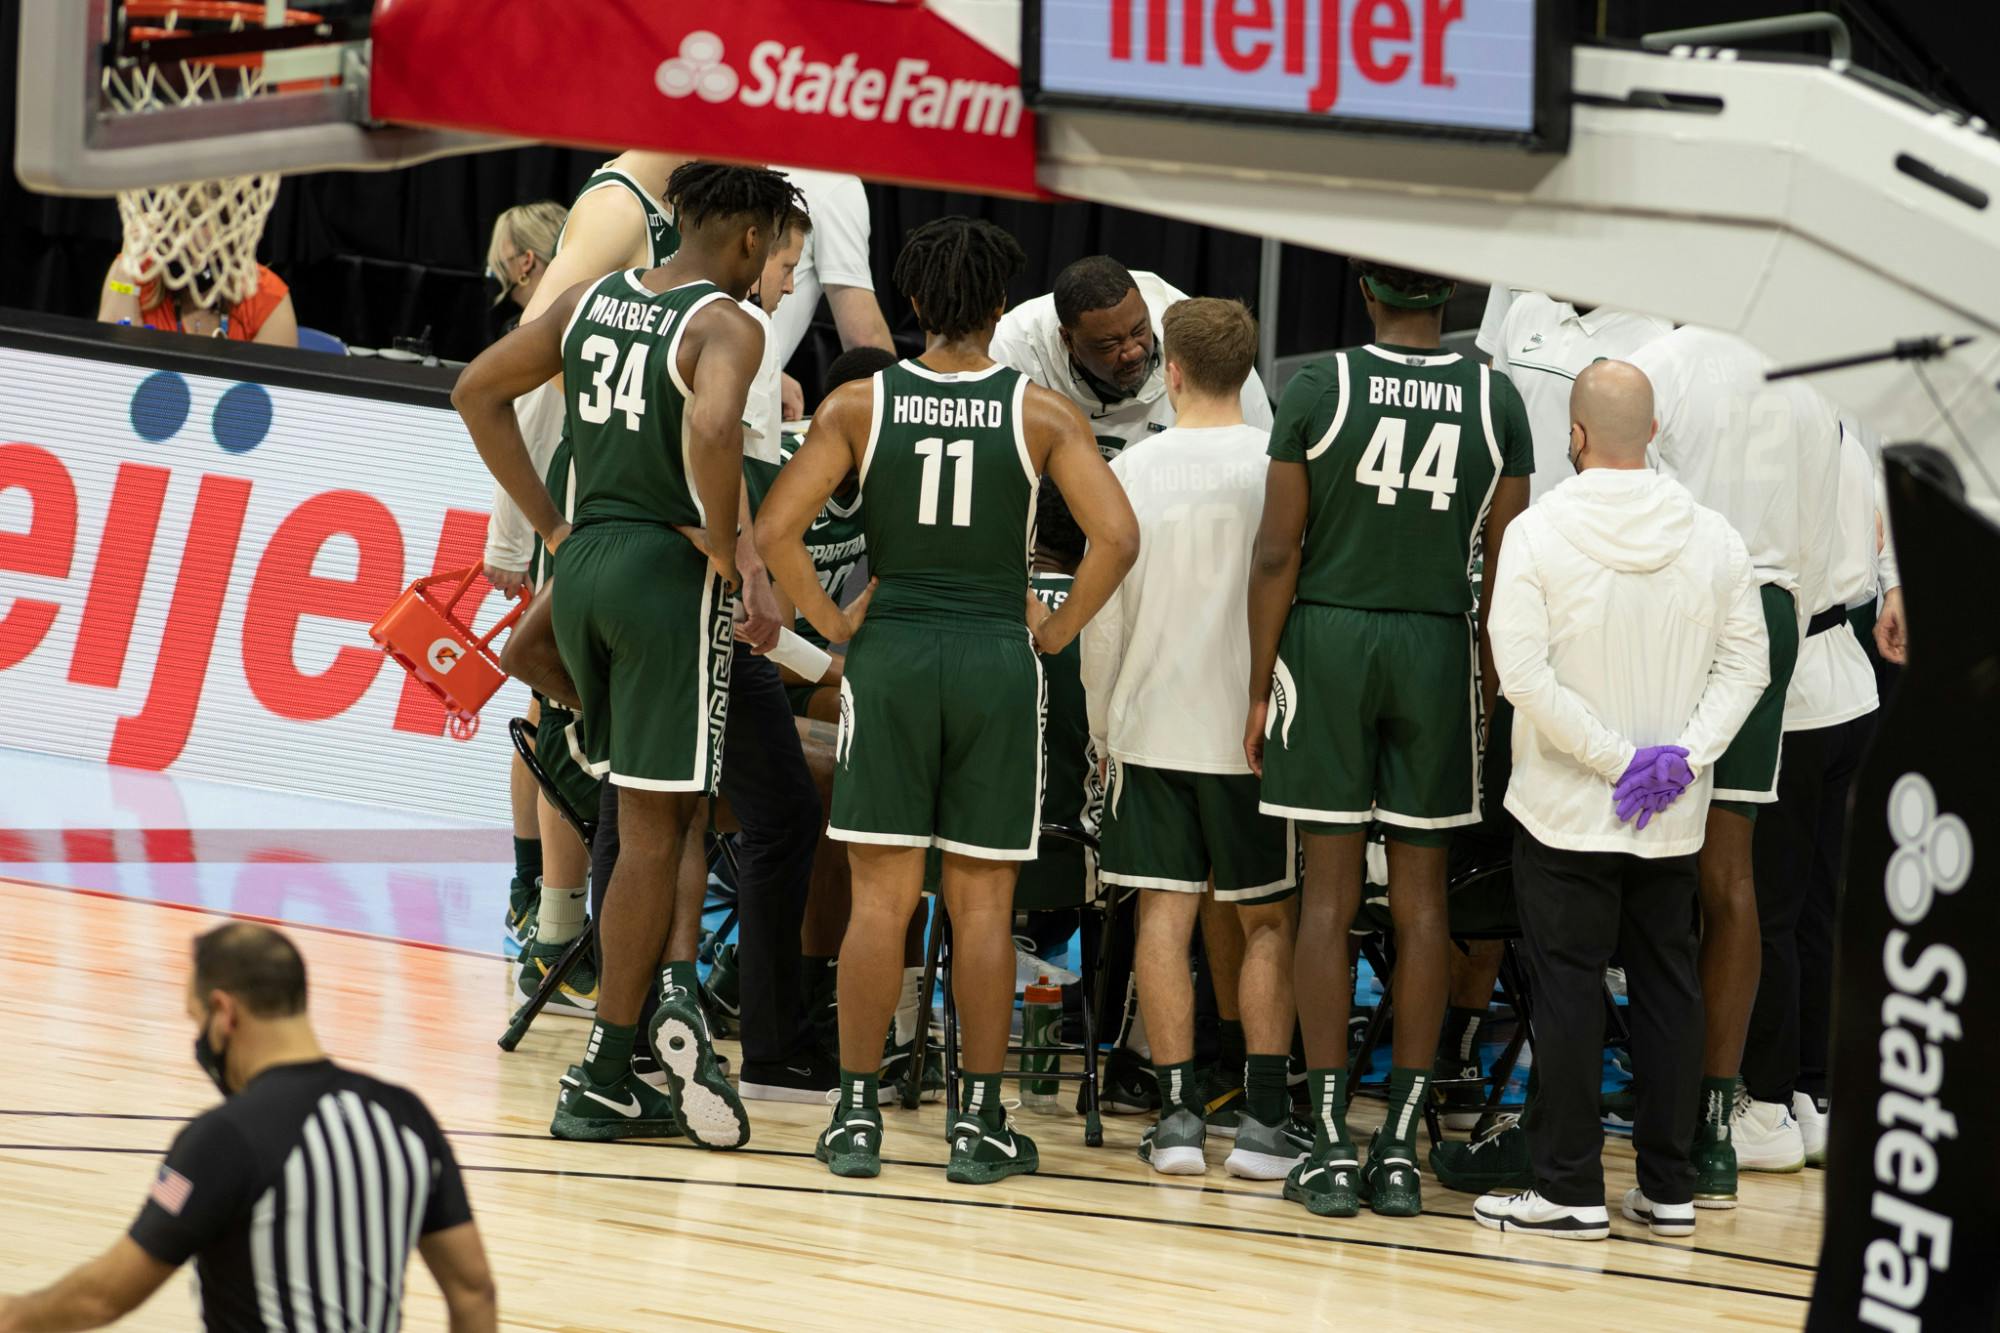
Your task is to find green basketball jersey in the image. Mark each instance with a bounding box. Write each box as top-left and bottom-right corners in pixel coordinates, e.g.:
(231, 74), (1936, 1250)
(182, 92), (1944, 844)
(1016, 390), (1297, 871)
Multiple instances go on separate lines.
(562, 272), (731, 531)
(556, 165), (679, 266)
(744, 431), (867, 648)
(1269, 342), (1532, 615)
(1033, 571), (1088, 828)
(860, 360), (1035, 628)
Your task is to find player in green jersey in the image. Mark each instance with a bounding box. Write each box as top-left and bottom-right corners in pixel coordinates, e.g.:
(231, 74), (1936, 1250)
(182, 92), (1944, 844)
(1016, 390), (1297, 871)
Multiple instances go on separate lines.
(1247, 260), (1532, 1219)
(457, 163), (803, 1150)
(757, 217), (1139, 1184)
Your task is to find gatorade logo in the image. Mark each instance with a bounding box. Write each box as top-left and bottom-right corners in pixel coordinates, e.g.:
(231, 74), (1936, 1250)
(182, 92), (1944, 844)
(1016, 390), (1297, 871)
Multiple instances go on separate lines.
(427, 639), (462, 675)
(654, 31), (1024, 138)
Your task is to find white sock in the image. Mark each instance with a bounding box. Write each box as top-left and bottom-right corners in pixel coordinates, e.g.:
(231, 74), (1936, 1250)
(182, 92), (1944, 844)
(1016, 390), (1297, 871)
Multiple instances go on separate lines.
(537, 879), (587, 946)
(894, 967), (923, 1045)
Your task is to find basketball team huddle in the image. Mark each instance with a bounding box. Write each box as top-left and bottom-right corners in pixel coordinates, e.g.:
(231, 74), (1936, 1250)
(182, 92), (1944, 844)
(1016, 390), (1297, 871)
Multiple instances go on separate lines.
(457, 157), (1874, 1234)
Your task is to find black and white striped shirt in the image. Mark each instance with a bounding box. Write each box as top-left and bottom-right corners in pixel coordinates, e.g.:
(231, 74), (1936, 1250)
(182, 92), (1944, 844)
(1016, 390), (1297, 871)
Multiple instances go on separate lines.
(129, 1061), (471, 1333)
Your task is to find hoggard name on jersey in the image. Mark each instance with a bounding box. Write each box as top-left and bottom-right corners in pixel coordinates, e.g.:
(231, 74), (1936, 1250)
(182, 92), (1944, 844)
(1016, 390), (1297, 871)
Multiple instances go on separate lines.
(891, 394), (1006, 430)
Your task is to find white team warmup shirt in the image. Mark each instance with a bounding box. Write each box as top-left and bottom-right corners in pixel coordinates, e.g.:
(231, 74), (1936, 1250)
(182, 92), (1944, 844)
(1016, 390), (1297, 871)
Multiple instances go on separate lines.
(1080, 422), (1270, 773)
(481, 379), (565, 575)
(767, 168), (877, 369)
(1476, 288), (1672, 503)
(1628, 327), (1840, 600)
(1784, 425), (1882, 731)
(1489, 468), (1771, 858)
(740, 300), (783, 466)
(990, 271), (1273, 456)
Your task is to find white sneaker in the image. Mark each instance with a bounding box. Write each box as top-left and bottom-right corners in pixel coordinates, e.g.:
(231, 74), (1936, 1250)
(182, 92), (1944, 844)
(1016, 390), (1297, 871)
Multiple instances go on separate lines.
(1622, 1187), (1696, 1237)
(1792, 1093), (1828, 1167)
(1731, 1090), (1806, 1172)
(1473, 1189), (1610, 1241)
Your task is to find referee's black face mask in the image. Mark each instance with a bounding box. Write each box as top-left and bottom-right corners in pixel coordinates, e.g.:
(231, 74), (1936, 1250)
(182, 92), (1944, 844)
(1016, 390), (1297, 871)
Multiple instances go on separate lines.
(194, 1006), (235, 1098)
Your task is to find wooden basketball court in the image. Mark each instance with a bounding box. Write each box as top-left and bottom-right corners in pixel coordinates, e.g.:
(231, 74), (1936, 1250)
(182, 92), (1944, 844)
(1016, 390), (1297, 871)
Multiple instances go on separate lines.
(0, 878), (1821, 1329)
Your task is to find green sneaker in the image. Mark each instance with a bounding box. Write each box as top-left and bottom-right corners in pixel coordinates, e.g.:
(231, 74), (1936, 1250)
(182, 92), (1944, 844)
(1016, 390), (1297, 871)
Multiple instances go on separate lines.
(1358, 1130), (1423, 1217)
(550, 1068), (681, 1141)
(879, 1035), (945, 1103)
(1199, 1065), (1245, 1139)
(515, 934), (598, 1017)
(1693, 1132), (1738, 1209)
(559, 1064), (683, 1134)
(815, 1107), (884, 1178)
(1137, 1107), (1207, 1175)
(649, 976), (750, 1149)
(1225, 1111), (1311, 1181)
(1429, 1119), (1532, 1194)
(1283, 1144), (1361, 1217)
(506, 877), (537, 948)
(946, 1115), (1040, 1184)
(704, 943), (742, 1038)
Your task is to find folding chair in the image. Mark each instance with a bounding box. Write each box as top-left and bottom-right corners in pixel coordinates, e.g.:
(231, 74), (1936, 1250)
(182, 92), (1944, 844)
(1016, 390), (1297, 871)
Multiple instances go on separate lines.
(897, 824), (1121, 1147)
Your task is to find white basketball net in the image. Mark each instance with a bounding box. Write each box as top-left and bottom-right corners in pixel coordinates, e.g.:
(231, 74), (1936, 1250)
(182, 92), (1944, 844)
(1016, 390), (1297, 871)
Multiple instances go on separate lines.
(102, 21), (281, 311)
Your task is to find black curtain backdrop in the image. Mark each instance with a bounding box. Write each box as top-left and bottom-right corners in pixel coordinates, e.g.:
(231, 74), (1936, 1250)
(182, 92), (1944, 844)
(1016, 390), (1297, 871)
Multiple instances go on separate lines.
(1, 0), (1979, 382)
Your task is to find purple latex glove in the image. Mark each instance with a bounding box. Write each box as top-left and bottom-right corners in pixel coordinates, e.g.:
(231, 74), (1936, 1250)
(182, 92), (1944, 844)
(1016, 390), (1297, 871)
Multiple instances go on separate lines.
(1614, 745), (1693, 828)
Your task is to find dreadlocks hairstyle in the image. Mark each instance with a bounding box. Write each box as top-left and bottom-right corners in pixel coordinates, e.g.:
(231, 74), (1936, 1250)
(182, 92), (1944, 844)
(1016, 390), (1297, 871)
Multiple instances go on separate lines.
(892, 215), (1026, 341)
(665, 162), (807, 237)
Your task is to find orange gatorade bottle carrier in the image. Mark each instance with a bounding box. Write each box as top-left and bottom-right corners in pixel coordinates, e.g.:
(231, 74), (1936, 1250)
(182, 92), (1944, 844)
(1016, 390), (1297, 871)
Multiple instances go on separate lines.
(369, 566), (530, 740)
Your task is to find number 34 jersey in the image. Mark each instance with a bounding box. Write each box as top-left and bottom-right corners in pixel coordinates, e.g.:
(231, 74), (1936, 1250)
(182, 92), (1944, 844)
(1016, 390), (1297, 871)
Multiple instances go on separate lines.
(1271, 343), (1532, 616)
(859, 359), (1036, 628)
(562, 271), (735, 532)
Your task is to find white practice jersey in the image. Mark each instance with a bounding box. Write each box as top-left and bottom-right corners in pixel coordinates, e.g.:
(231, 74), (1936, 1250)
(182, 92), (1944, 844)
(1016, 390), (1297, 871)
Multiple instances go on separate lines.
(481, 378), (566, 574)
(1629, 326), (1839, 597)
(1477, 288), (1672, 503)
(740, 300), (783, 466)
(1784, 425), (1881, 731)
(1080, 422), (1269, 774)
(767, 168), (877, 368)
(991, 271), (1272, 459)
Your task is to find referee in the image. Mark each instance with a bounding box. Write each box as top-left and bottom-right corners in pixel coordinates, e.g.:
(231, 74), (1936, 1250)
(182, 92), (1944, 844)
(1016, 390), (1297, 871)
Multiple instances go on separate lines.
(0, 923), (496, 1333)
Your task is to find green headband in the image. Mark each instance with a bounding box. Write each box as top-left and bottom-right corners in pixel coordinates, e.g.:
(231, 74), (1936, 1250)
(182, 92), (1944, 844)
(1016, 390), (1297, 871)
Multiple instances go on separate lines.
(1364, 275), (1456, 310)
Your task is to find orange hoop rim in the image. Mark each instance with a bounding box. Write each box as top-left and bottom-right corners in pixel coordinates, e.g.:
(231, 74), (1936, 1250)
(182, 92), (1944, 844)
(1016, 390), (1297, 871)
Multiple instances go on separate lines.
(122, 2), (323, 71)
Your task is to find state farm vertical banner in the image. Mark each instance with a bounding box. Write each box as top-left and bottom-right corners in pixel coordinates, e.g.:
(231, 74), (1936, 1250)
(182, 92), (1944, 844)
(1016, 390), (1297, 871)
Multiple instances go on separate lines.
(0, 340), (527, 822)
(1809, 450), (1999, 1330)
(370, 0), (1043, 197)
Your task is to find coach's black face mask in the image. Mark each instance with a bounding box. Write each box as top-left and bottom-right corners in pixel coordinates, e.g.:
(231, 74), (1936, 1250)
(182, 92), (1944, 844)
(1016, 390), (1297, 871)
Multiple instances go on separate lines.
(194, 1010), (234, 1098)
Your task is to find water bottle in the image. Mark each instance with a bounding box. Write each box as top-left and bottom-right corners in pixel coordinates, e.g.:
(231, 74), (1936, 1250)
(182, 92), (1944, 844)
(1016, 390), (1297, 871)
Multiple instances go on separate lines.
(1020, 975), (1063, 1110)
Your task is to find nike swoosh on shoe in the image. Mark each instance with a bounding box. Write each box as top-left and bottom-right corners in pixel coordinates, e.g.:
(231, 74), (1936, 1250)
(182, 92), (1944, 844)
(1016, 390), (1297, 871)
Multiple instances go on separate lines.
(584, 1090), (643, 1118)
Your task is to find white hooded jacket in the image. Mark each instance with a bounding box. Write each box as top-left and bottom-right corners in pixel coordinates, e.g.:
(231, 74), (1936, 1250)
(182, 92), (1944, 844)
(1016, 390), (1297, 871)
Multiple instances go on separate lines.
(1489, 468), (1771, 857)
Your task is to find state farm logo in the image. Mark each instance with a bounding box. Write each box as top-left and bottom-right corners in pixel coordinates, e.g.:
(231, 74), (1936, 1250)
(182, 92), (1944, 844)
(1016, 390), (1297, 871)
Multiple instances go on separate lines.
(427, 638), (462, 675)
(654, 30), (1023, 138)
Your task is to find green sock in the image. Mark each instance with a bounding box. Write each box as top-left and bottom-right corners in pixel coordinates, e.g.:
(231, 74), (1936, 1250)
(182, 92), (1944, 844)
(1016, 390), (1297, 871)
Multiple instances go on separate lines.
(1383, 1066), (1432, 1149)
(582, 1019), (636, 1086)
(1152, 1060), (1200, 1116)
(838, 1068), (879, 1118)
(512, 836), (541, 886)
(1305, 1068), (1352, 1154)
(1245, 1054), (1289, 1125)
(660, 960), (701, 1001)
(1701, 1076), (1738, 1137)
(962, 1072), (1005, 1128)
(1216, 1019), (1246, 1085)
(1438, 1005), (1487, 1070)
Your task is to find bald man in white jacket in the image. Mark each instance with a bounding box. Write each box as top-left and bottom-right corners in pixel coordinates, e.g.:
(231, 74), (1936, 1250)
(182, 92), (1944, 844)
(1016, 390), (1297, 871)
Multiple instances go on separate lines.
(1474, 360), (1769, 1244)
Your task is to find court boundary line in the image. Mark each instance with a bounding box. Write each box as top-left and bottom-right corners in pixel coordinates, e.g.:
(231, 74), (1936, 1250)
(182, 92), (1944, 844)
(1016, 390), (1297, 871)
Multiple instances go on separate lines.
(0, 1143), (1810, 1304)
(0, 1111), (1821, 1278)
(0, 874), (506, 962)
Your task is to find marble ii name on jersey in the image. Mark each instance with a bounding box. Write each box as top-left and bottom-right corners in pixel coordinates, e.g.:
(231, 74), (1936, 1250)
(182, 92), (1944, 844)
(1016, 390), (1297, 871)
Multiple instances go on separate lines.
(582, 292), (682, 336)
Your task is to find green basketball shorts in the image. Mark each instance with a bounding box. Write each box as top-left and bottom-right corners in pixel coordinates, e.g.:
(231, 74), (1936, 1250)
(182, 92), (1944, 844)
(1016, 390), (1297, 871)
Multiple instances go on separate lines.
(534, 697), (602, 822)
(1259, 603), (1480, 844)
(1712, 584), (1801, 813)
(828, 619), (1044, 860)
(784, 681), (823, 718)
(1099, 761), (1295, 903)
(552, 522), (732, 793)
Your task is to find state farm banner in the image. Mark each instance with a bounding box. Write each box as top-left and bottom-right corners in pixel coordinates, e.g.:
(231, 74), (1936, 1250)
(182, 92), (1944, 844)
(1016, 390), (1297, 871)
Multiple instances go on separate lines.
(0, 341), (525, 823)
(369, 0), (1041, 197)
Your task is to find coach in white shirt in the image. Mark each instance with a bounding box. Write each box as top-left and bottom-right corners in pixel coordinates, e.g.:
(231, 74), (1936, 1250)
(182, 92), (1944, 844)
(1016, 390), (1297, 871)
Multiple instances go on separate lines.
(1475, 360), (1769, 1243)
(1080, 298), (1300, 1179)
(768, 169), (894, 418)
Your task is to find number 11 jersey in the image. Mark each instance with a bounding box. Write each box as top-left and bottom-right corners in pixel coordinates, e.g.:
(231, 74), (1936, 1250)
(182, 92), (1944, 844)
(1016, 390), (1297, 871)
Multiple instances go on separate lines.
(859, 359), (1036, 628)
(1270, 342), (1532, 615)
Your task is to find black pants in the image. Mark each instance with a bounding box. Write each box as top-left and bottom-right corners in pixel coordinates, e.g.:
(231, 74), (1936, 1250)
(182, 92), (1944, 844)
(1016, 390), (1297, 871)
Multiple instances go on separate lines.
(1745, 714), (1871, 1105)
(1514, 830), (1702, 1207)
(588, 649), (822, 1066)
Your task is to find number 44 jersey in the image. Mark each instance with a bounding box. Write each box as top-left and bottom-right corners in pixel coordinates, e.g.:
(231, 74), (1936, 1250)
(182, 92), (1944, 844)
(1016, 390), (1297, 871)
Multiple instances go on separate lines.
(859, 359), (1036, 628)
(1271, 342), (1532, 615)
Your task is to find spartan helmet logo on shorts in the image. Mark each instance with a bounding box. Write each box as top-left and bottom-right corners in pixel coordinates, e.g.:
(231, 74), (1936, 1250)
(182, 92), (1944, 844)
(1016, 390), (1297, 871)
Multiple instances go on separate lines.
(426, 638), (462, 675)
(655, 31), (738, 103)
(1267, 659), (1299, 749)
(836, 676), (856, 767)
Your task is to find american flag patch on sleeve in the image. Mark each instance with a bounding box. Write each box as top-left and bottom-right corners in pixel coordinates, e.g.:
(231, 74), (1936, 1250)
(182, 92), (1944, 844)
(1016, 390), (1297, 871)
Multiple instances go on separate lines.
(149, 1165), (193, 1216)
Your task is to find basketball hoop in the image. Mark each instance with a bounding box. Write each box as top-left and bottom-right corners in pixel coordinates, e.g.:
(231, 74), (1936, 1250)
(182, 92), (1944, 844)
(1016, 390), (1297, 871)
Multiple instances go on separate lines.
(102, 2), (326, 311)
